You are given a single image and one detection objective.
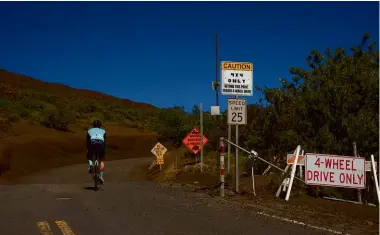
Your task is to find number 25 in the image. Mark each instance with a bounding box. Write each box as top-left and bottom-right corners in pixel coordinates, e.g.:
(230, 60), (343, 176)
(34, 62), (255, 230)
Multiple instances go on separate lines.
(232, 112), (243, 122)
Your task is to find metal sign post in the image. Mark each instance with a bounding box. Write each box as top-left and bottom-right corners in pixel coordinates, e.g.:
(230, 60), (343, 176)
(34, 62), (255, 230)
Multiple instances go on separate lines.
(235, 109), (239, 192)
(353, 142), (363, 203)
(251, 164), (256, 196)
(299, 149), (304, 179)
(227, 125), (231, 173)
(220, 137), (225, 197)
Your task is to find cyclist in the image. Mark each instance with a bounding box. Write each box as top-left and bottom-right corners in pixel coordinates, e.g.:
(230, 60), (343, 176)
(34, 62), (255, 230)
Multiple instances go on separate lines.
(86, 120), (106, 184)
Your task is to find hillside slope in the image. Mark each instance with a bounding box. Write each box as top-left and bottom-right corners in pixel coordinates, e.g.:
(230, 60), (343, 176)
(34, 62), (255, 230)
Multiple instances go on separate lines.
(0, 69), (159, 132)
(0, 69), (156, 110)
(0, 69), (161, 183)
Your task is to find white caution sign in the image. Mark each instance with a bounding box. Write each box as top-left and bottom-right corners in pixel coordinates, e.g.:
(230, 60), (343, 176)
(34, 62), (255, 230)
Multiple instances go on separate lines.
(227, 98), (247, 125)
(221, 61), (253, 96)
(151, 142), (167, 165)
(305, 154), (366, 189)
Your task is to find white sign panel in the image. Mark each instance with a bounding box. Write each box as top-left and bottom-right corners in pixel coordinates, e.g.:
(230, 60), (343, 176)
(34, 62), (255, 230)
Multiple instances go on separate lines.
(305, 154), (366, 189)
(221, 61), (253, 96)
(227, 98), (247, 125)
(211, 106), (220, 116)
(365, 161), (378, 172)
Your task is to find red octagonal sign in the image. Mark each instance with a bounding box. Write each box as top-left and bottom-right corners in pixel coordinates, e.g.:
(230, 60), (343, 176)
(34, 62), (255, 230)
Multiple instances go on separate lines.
(182, 128), (209, 155)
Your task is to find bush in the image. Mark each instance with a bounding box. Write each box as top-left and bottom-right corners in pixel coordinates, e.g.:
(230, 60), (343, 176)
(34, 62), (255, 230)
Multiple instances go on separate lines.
(41, 104), (75, 131)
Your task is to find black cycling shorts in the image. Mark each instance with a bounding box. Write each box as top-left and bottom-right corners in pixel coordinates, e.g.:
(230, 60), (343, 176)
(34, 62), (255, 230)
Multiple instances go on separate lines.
(87, 140), (105, 161)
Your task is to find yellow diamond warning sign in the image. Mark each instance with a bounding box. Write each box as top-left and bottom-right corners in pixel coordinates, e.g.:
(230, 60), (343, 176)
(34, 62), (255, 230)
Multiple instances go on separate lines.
(151, 142), (167, 165)
(151, 142), (167, 158)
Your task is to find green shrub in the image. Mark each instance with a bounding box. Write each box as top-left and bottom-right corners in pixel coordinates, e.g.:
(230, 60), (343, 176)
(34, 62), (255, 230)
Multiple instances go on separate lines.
(29, 110), (43, 123)
(40, 104), (75, 131)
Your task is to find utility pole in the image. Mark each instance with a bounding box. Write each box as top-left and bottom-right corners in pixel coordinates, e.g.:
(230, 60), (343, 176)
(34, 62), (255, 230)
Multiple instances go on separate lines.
(215, 34), (219, 110)
(215, 33), (220, 174)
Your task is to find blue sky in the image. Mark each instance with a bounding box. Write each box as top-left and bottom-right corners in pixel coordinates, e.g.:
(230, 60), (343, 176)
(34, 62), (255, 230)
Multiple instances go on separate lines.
(0, 1), (378, 112)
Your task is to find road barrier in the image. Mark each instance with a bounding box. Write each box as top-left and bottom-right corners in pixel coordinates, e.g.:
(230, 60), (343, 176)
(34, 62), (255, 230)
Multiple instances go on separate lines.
(221, 137), (305, 182)
(220, 137), (305, 200)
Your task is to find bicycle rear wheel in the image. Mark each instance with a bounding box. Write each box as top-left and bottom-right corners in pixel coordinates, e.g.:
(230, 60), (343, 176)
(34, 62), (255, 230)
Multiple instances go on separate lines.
(94, 152), (98, 190)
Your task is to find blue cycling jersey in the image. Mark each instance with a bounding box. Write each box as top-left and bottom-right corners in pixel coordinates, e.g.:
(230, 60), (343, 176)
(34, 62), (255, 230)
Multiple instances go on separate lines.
(87, 127), (106, 142)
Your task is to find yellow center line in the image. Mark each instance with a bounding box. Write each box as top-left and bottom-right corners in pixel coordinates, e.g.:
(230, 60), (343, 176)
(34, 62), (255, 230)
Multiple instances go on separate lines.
(55, 220), (75, 235)
(37, 221), (53, 235)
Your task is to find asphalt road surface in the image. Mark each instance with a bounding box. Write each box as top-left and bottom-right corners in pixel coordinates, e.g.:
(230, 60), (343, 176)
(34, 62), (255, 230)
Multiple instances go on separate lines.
(1, 158), (338, 235)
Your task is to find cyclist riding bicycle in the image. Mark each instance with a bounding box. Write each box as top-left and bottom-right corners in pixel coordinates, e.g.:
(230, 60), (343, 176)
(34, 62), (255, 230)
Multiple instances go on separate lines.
(86, 120), (106, 184)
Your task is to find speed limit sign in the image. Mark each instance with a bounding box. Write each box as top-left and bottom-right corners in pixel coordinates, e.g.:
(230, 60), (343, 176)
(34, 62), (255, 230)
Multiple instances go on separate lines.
(227, 98), (247, 125)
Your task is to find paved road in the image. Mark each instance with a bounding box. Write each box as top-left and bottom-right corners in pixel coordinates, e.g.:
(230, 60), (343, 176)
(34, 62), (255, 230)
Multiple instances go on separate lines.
(15, 157), (153, 184)
(0, 158), (335, 235)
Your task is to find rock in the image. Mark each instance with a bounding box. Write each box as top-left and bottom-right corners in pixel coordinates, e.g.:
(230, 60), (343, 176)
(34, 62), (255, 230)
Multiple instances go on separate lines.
(170, 183), (182, 189)
(191, 163), (210, 172)
(226, 190), (235, 197)
(241, 172), (249, 177)
(366, 221), (374, 226)
(190, 187), (197, 192)
(217, 198), (227, 204)
(183, 165), (192, 172)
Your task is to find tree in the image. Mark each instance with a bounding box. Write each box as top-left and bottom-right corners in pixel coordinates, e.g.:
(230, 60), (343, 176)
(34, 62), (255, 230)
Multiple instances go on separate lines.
(258, 33), (379, 157)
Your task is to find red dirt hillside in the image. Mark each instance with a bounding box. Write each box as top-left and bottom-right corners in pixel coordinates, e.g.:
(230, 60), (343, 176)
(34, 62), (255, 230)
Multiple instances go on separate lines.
(0, 69), (156, 110)
(0, 69), (160, 184)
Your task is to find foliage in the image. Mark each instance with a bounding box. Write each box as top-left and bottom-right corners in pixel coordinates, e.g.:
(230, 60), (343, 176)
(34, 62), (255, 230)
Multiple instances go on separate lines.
(150, 106), (190, 147)
(256, 34), (379, 158)
(0, 88), (157, 132)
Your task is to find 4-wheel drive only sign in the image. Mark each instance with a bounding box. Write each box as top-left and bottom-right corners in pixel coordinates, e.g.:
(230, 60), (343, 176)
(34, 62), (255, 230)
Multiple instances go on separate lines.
(221, 61), (253, 96)
(227, 98), (247, 125)
(305, 154), (366, 189)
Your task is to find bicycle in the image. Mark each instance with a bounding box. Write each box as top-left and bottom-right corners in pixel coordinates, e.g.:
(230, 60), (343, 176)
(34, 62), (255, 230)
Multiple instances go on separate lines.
(93, 150), (100, 190)
(91, 142), (103, 190)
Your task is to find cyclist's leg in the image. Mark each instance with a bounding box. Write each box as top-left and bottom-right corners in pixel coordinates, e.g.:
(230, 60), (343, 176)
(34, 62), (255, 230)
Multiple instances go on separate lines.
(87, 144), (94, 174)
(98, 144), (105, 183)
